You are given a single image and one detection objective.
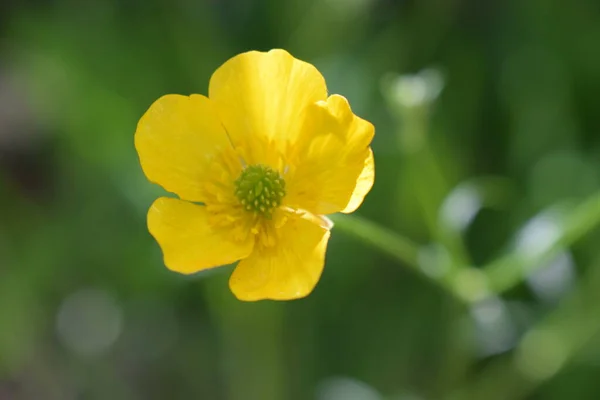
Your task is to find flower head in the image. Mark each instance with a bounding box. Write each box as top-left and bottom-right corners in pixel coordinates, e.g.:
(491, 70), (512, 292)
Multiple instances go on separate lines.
(135, 49), (374, 301)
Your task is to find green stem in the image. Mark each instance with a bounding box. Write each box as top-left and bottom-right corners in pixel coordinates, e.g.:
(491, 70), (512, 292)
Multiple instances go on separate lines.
(333, 192), (600, 306)
(204, 278), (287, 400)
(331, 213), (471, 302)
(330, 213), (420, 268)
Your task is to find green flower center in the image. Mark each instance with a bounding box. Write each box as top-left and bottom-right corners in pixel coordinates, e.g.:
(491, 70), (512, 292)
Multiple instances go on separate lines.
(234, 164), (286, 218)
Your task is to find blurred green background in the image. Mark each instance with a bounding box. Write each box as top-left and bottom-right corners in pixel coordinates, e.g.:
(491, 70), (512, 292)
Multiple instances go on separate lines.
(1, 0), (600, 399)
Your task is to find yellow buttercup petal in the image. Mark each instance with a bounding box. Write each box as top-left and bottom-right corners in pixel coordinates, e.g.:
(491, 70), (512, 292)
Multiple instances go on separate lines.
(285, 95), (375, 215)
(208, 49), (327, 167)
(148, 197), (254, 274)
(342, 148), (375, 213)
(135, 94), (235, 202)
(229, 216), (330, 301)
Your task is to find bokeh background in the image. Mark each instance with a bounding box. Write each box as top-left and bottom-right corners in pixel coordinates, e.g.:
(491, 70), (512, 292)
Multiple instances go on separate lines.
(1, 0), (600, 399)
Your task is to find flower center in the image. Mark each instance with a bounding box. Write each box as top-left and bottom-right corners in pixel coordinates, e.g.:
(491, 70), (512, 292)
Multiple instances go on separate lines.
(234, 164), (286, 219)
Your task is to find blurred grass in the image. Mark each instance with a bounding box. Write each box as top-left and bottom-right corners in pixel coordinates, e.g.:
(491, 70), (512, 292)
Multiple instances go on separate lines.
(1, 0), (600, 399)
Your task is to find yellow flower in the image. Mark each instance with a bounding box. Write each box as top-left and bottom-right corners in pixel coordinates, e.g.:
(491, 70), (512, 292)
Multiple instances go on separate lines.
(135, 49), (374, 301)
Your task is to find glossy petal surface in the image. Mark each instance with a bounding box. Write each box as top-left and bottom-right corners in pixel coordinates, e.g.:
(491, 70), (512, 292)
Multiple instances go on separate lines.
(135, 94), (234, 202)
(209, 49), (327, 167)
(285, 95), (375, 215)
(148, 197), (254, 274)
(229, 216), (330, 301)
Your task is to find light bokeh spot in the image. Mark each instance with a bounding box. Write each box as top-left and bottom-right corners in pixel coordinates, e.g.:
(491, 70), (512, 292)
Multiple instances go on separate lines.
(56, 288), (123, 357)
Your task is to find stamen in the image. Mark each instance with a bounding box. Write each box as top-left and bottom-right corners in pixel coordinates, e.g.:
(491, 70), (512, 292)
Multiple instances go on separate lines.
(234, 164), (286, 218)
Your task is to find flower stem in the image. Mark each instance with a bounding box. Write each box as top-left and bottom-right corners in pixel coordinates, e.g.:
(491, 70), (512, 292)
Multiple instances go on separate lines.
(333, 191), (600, 304)
(204, 279), (287, 400)
(330, 213), (420, 268)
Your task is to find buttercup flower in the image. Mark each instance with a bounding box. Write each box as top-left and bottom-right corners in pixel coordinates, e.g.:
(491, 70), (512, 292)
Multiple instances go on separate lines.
(135, 49), (374, 301)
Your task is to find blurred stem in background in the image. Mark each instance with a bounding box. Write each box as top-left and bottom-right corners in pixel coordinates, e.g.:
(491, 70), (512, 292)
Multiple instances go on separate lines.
(205, 278), (287, 400)
(384, 70), (472, 271)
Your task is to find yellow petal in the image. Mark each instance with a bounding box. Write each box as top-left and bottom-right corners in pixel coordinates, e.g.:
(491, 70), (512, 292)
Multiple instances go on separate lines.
(135, 94), (235, 202)
(285, 95), (375, 215)
(229, 216), (330, 301)
(341, 148), (375, 213)
(148, 197), (254, 274)
(208, 49), (327, 167)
